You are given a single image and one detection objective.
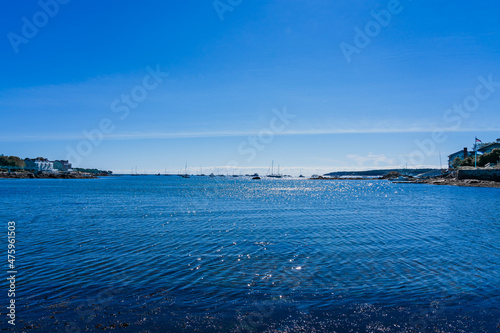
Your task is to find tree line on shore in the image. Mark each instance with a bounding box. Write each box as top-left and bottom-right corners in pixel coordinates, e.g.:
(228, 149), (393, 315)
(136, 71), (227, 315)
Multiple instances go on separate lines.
(452, 148), (500, 168)
(0, 155), (25, 168)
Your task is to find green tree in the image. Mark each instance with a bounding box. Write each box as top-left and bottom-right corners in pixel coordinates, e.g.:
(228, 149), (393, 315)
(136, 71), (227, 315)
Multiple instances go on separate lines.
(478, 148), (500, 167)
(460, 156), (474, 167)
(0, 155), (25, 168)
(451, 156), (462, 168)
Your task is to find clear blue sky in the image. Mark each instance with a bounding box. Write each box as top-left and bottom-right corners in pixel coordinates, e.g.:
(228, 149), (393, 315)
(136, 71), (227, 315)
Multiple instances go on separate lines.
(1, 0), (499, 175)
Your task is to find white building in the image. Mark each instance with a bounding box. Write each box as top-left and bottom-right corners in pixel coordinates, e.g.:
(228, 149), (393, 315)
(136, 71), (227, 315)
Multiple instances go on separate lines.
(24, 158), (54, 172)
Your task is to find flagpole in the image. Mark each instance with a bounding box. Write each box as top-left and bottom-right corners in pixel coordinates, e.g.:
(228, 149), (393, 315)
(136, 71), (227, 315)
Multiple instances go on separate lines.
(474, 137), (477, 169)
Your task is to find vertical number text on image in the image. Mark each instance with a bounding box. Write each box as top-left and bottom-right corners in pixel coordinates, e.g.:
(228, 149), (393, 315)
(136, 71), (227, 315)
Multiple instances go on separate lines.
(7, 221), (16, 326)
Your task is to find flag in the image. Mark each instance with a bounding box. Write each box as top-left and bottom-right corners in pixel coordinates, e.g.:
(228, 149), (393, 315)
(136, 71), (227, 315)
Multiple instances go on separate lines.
(475, 137), (482, 143)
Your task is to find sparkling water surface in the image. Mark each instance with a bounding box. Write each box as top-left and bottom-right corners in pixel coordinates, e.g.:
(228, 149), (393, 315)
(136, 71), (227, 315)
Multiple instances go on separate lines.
(1, 176), (499, 332)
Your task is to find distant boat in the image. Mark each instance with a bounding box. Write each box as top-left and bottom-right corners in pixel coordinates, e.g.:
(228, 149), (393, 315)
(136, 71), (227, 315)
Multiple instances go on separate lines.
(391, 176), (414, 183)
(209, 173), (215, 178)
(181, 163), (190, 178)
(299, 169), (305, 178)
(267, 161), (283, 178)
(252, 176), (261, 180)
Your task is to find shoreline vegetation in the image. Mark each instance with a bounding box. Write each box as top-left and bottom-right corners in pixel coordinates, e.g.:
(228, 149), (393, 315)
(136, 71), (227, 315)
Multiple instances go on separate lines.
(0, 170), (108, 179)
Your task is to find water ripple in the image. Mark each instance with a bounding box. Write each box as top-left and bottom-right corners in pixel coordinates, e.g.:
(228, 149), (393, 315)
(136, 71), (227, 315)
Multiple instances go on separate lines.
(1, 177), (499, 331)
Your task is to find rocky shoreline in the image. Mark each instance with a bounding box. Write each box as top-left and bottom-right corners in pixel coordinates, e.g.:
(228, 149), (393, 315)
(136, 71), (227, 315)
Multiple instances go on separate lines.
(0, 171), (100, 179)
(416, 168), (500, 188)
(417, 178), (500, 188)
(310, 170), (500, 188)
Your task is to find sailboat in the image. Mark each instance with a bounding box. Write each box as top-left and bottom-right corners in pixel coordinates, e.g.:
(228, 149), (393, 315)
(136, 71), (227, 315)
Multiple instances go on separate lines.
(267, 161), (283, 178)
(299, 169), (305, 178)
(181, 163), (190, 178)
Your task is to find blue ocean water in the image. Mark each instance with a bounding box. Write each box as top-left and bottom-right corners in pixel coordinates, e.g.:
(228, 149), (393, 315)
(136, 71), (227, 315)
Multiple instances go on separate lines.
(1, 176), (499, 332)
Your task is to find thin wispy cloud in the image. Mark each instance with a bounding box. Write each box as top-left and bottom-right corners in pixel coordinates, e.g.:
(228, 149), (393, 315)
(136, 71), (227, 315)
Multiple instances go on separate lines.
(1, 127), (499, 142)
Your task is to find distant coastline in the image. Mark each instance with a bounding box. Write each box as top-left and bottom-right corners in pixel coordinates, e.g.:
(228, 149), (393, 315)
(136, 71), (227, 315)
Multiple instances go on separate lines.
(324, 168), (440, 177)
(0, 155), (112, 179)
(313, 168), (500, 188)
(0, 171), (108, 179)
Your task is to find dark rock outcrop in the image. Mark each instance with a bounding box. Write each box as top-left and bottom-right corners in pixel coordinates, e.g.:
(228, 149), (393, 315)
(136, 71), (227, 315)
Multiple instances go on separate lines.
(381, 171), (402, 179)
(0, 172), (97, 179)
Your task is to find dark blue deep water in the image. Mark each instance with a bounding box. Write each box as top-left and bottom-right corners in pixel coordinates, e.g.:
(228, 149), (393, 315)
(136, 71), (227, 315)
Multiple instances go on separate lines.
(1, 176), (499, 332)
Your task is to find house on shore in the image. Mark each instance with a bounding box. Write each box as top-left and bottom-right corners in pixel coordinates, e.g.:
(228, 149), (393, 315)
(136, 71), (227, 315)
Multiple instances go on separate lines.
(24, 158), (54, 172)
(2, 156), (73, 173)
(477, 139), (500, 154)
(24, 158), (72, 173)
(448, 138), (500, 168)
(53, 160), (72, 172)
(448, 147), (473, 168)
